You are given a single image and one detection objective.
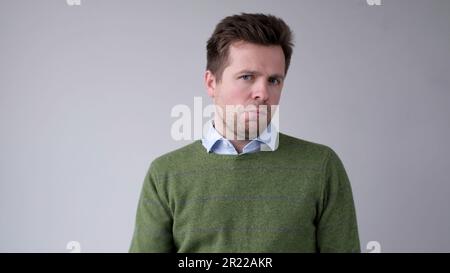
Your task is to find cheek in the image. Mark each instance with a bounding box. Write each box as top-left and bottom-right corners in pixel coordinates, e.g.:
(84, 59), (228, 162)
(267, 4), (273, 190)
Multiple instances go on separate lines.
(218, 82), (249, 104)
(269, 92), (281, 105)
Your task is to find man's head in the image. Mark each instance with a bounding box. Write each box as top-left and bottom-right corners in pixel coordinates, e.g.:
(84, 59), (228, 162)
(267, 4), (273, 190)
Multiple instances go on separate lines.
(204, 13), (294, 140)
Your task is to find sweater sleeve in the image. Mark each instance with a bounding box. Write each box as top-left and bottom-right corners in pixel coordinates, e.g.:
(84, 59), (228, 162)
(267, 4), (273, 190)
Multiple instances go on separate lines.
(129, 162), (175, 252)
(316, 148), (361, 253)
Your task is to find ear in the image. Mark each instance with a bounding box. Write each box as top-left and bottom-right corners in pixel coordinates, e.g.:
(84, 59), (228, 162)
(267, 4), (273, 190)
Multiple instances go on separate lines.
(204, 70), (217, 98)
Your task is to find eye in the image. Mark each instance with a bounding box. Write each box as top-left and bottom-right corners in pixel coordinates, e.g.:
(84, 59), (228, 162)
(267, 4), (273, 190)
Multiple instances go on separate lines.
(239, 74), (253, 81)
(268, 77), (281, 86)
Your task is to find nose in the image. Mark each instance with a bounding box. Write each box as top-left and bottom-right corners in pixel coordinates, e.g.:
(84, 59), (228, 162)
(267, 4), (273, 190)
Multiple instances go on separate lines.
(251, 80), (269, 102)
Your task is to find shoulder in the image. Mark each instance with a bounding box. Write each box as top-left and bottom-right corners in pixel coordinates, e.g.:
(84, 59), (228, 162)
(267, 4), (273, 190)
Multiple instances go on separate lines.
(278, 132), (346, 171)
(279, 132), (335, 157)
(149, 140), (203, 172)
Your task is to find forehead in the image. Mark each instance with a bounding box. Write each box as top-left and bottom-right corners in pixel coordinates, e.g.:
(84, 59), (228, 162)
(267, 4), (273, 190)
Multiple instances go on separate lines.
(225, 41), (286, 76)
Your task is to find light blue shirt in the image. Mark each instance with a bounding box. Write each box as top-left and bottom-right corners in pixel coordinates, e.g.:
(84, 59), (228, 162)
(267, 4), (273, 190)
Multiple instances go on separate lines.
(201, 119), (279, 155)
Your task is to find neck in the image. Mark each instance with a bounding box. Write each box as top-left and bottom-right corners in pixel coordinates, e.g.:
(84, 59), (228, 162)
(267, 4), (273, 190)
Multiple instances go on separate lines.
(228, 139), (251, 154)
(213, 116), (251, 154)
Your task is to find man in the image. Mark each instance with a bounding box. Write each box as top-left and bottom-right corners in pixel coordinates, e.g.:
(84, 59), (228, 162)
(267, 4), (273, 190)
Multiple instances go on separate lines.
(130, 13), (360, 253)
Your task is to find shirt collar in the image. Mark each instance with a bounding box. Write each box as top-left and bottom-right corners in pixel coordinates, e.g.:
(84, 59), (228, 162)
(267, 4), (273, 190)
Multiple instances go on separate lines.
(201, 119), (279, 153)
(201, 120), (226, 153)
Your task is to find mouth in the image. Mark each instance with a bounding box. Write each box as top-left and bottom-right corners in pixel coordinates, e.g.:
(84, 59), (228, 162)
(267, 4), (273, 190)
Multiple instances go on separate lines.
(246, 109), (268, 115)
(244, 110), (268, 122)
(232, 105), (269, 122)
(244, 107), (268, 114)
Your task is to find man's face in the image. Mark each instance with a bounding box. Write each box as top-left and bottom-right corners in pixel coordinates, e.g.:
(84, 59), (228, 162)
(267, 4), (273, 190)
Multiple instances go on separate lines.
(205, 41), (285, 139)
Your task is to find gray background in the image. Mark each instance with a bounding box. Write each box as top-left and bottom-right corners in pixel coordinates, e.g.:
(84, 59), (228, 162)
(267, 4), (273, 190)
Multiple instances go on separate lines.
(1, 0), (449, 252)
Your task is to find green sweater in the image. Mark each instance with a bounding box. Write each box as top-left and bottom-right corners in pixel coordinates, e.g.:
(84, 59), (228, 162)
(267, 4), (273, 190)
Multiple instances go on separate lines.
(129, 133), (360, 253)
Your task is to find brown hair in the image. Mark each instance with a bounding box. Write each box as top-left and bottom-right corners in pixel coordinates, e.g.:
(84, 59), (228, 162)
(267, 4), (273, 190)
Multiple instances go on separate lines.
(206, 13), (294, 82)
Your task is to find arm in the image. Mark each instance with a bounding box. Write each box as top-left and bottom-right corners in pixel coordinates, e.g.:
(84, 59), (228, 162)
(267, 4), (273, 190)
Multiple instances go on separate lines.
(316, 148), (361, 253)
(129, 162), (175, 252)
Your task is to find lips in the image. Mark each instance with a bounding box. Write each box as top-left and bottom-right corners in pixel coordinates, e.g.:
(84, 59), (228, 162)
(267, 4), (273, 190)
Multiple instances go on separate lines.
(246, 106), (268, 113)
(235, 105), (269, 117)
(246, 109), (267, 115)
(245, 110), (268, 122)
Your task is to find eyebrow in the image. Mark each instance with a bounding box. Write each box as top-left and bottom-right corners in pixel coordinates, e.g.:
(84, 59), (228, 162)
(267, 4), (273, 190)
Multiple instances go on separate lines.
(234, 70), (285, 80)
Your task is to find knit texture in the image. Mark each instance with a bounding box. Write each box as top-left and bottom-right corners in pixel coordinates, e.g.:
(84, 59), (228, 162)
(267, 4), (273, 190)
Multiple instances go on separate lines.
(129, 133), (360, 253)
